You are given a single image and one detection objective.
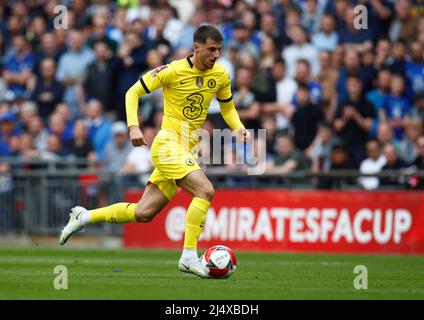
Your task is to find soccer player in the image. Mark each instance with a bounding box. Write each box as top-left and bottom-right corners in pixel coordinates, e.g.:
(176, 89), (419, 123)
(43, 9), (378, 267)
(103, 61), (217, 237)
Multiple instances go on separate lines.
(59, 26), (250, 278)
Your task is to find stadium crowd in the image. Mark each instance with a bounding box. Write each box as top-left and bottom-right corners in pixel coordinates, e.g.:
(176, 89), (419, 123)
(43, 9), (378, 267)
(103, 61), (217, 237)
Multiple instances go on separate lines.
(0, 0), (424, 191)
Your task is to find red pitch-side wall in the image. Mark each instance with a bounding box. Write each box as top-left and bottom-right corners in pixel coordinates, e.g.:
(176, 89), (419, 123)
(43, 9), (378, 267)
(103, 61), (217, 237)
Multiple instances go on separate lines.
(124, 189), (424, 254)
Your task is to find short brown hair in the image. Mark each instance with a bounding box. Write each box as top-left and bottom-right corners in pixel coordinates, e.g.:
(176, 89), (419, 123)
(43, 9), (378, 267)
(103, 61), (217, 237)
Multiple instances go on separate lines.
(193, 25), (223, 44)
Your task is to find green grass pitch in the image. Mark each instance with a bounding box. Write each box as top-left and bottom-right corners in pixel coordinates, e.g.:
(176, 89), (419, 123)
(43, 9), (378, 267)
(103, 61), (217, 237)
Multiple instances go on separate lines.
(0, 247), (423, 299)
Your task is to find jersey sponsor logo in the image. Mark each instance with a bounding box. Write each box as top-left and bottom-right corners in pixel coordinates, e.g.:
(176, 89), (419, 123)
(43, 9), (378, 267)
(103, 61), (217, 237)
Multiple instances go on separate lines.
(196, 76), (204, 88)
(183, 93), (204, 120)
(207, 79), (216, 88)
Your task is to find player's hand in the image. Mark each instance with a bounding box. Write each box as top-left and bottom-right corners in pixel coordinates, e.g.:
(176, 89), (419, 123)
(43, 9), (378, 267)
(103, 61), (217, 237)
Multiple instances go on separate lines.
(129, 126), (147, 147)
(235, 128), (251, 143)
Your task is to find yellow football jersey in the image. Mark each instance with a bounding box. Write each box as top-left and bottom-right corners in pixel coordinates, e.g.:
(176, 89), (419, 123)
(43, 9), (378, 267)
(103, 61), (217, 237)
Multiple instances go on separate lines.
(126, 56), (244, 150)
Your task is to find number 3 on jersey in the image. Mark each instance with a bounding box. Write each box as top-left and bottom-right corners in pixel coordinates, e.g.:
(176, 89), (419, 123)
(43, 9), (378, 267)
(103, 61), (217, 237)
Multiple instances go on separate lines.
(183, 93), (204, 120)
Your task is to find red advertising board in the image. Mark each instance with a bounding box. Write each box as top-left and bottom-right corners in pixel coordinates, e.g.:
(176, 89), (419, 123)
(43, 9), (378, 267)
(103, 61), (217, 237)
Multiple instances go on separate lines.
(124, 189), (424, 254)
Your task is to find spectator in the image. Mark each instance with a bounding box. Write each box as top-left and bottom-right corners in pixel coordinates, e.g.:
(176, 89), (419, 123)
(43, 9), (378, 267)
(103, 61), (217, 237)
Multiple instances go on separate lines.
(409, 90), (424, 123)
(300, 0), (323, 35)
(334, 75), (376, 166)
(87, 13), (118, 54)
(267, 134), (310, 175)
(47, 113), (71, 148)
(27, 16), (47, 51)
(260, 115), (279, 156)
(66, 119), (96, 166)
(358, 139), (387, 190)
(258, 13), (282, 53)
(54, 103), (75, 142)
(389, 39), (408, 78)
(376, 121), (401, 154)
(98, 121), (133, 207)
(123, 126), (155, 186)
(2, 34), (34, 99)
(29, 57), (64, 122)
(366, 67), (392, 137)
(399, 117), (423, 164)
(389, 0), (420, 44)
(317, 144), (358, 189)
(33, 32), (64, 77)
(116, 30), (153, 120)
(290, 84), (324, 151)
(338, 4), (373, 54)
(84, 99), (113, 160)
(306, 121), (341, 173)
(282, 24), (319, 78)
(27, 115), (48, 152)
(293, 59), (323, 107)
(374, 38), (392, 70)
(15, 133), (39, 162)
(411, 136), (424, 181)
(56, 29), (95, 119)
(258, 36), (279, 73)
(336, 48), (364, 101)
(380, 143), (408, 187)
(362, 0), (394, 43)
(0, 112), (22, 157)
(232, 67), (261, 130)
(39, 134), (67, 162)
(262, 59), (297, 131)
(380, 74), (412, 140)
(84, 41), (118, 116)
(147, 11), (173, 60)
(311, 13), (338, 52)
(227, 20), (260, 62)
(405, 41), (424, 98)
(314, 50), (338, 122)
(175, 9), (206, 51)
(278, 8), (302, 49)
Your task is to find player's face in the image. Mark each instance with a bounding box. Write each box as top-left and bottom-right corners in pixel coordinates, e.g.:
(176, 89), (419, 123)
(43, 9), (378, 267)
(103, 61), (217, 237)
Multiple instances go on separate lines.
(196, 38), (222, 69)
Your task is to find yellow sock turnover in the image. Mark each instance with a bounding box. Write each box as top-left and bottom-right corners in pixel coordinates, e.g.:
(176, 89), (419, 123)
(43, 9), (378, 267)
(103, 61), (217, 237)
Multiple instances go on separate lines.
(183, 197), (211, 250)
(89, 202), (137, 223)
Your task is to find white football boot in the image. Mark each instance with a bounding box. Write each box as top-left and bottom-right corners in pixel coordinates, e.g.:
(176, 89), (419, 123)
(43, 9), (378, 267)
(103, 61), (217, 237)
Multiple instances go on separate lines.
(59, 206), (87, 245)
(178, 257), (211, 279)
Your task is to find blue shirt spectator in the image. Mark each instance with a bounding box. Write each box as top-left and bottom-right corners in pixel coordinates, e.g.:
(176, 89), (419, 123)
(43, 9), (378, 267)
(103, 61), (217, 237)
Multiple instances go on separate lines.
(3, 35), (35, 98)
(84, 100), (113, 160)
(405, 45), (424, 98)
(382, 95), (412, 140)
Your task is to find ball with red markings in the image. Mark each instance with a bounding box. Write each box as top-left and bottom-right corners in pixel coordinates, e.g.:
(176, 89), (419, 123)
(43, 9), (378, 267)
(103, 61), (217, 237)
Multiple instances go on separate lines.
(201, 245), (237, 278)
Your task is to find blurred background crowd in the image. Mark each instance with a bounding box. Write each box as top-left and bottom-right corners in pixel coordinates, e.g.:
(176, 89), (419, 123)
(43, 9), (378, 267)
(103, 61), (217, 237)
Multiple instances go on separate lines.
(0, 0), (424, 191)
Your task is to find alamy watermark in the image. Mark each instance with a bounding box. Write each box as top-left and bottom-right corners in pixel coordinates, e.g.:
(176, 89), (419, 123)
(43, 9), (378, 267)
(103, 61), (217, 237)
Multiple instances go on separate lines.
(53, 5), (68, 30)
(353, 5), (368, 30)
(155, 124), (267, 175)
(353, 265), (368, 290)
(53, 265), (68, 289)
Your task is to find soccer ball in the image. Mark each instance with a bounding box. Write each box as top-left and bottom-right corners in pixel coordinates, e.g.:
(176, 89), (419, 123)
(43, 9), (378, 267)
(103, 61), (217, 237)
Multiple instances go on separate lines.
(200, 245), (237, 278)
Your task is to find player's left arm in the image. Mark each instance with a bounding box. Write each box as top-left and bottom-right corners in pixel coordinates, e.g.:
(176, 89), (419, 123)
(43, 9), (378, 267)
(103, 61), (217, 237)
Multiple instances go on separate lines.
(216, 70), (250, 143)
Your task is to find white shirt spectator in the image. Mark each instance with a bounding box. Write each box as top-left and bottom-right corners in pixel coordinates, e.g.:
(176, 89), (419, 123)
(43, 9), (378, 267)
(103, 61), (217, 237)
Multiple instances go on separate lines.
(358, 155), (387, 190)
(275, 77), (297, 130)
(125, 146), (154, 186)
(282, 43), (319, 78)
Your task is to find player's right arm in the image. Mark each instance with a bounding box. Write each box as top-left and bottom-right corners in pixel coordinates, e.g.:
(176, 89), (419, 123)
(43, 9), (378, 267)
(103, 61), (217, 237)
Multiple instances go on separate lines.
(126, 81), (147, 146)
(125, 65), (171, 146)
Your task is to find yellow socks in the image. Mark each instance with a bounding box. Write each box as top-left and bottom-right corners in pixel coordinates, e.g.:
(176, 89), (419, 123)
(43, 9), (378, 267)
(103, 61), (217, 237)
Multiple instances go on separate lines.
(183, 197), (211, 250)
(89, 203), (137, 223)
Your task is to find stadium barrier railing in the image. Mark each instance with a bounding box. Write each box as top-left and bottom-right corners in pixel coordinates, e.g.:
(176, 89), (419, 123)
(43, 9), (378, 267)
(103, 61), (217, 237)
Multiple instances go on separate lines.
(0, 157), (423, 235)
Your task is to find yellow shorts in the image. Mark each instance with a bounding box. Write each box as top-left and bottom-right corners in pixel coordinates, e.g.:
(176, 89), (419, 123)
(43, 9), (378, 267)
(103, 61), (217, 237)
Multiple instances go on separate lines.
(147, 130), (200, 201)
